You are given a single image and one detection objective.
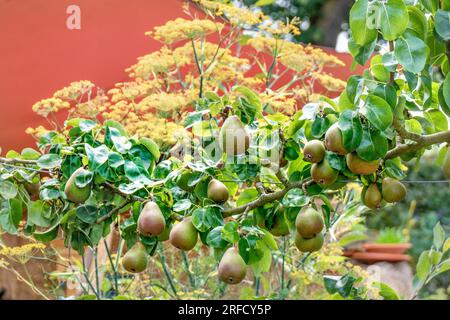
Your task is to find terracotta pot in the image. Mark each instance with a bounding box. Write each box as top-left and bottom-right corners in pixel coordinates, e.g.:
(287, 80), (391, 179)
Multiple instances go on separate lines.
(351, 252), (411, 264)
(363, 243), (412, 255)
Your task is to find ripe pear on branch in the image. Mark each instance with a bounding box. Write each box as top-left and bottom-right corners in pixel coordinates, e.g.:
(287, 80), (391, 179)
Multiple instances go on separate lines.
(294, 232), (324, 253)
(269, 207), (290, 237)
(346, 153), (380, 175)
(303, 140), (326, 163)
(311, 159), (338, 186)
(207, 179), (229, 204)
(443, 148), (450, 180)
(64, 167), (92, 203)
(169, 216), (198, 251)
(122, 242), (148, 273)
(325, 123), (348, 155)
(218, 247), (247, 285)
(362, 183), (382, 209)
(295, 207), (324, 238)
(137, 201), (166, 237)
(218, 115), (250, 156)
(382, 177), (407, 203)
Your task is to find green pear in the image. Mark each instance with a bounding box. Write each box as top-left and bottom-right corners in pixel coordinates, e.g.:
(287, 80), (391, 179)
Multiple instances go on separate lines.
(138, 201), (166, 236)
(303, 140), (326, 163)
(295, 207), (324, 238)
(270, 209), (290, 237)
(346, 153), (380, 175)
(382, 177), (407, 203)
(218, 115), (250, 156)
(207, 179), (229, 203)
(64, 167), (91, 203)
(443, 149), (450, 180)
(122, 242), (148, 273)
(218, 247), (247, 285)
(169, 217), (198, 251)
(363, 183), (382, 209)
(294, 232), (324, 252)
(324, 123), (348, 155)
(157, 224), (172, 241)
(311, 159), (338, 186)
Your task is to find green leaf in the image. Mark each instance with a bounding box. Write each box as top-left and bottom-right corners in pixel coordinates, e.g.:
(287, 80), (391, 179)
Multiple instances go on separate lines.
(435, 10), (450, 40)
(348, 37), (377, 66)
(407, 6), (428, 39)
(338, 110), (363, 151)
(0, 180), (18, 199)
(394, 33), (429, 74)
(74, 169), (93, 188)
(173, 199), (192, 212)
(0, 199), (23, 233)
(420, 0), (439, 13)
(350, 0), (378, 46)
(221, 221), (239, 243)
(356, 126), (383, 161)
(433, 222), (445, 250)
(79, 119), (97, 133)
(76, 205), (98, 224)
(206, 226), (228, 248)
(424, 109), (448, 132)
(20, 148), (41, 160)
(282, 189), (309, 207)
(124, 160), (152, 185)
(37, 154), (62, 169)
(416, 250), (431, 281)
(378, 282), (400, 300)
(28, 200), (52, 227)
(443, 238), (450, 253)
(384, 159), (407, 179)
(85, 144), (109, 171)
(370, 55), (390, 82)
(441, 73), (450, 115)
(251, 241), (272, 276)
(138, 137), (161, 161)
(236, 188), (259, 207)
(363, 94), (393, 131)
(378, 0), (409, 41)
(433, 259), (450, 276)
(192, 206), (223, 233)
(346, 75), (364, 103)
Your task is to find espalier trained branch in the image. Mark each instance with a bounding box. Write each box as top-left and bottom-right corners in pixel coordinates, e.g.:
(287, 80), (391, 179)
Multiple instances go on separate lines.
(0, 0), (449, 294)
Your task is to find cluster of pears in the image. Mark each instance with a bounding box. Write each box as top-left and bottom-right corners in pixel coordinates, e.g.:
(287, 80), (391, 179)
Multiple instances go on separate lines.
(64, 167), (92, 203)
(361, 177), (407, 209)
(304, 124), (381, 187)
(294, 207), (324, 252)
(218, 115), (250, 156)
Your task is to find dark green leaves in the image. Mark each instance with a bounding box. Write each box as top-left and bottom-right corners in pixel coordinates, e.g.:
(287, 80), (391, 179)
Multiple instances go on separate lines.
(394, 32), (429, 74)
(357, 126), (388, 161)
(28, 200), (52, 227)
(76, 205), (98, 224)
(192, 206), (223, 233)
(435, 10), (450, 40)
(37, 154), (61, 169)
(338, 110), (363, 151)
(363, 95), (393, 131)
(85, 144), (109, 171)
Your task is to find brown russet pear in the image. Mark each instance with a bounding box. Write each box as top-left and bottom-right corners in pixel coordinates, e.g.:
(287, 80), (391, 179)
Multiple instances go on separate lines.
(324, 123), (348, 155)
(64, 167), (92, 203)
(294, 232), (324, 252)
(218, 115), (250, 156)
(270, 210), (290, 237)
(311, 159), (338, 186)
(207, 179), (230, 203)
(363, 183), (382, 209)
(303, 140), (326, 163)
(443, 149), (450, 180)
(169, 217), (198, 251)
(346, 153), (380, 175)
(295, 207), (324, 238)
(122, 242), (148, 273)
(218, 247), (247, 285)
(382, 177), (407, 203)
(138, 201), (166, 237)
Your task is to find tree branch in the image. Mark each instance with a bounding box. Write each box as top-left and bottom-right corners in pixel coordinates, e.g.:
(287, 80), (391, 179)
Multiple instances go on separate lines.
(392, 118), (423, 142)
(385, 130), (450, 159)
(223, 180), (308, 217)
(0, 157), (38, 165)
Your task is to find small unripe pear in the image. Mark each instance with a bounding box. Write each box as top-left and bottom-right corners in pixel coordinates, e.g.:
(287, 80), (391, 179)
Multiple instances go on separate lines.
(64, 167), (92, 203)
(169, 217), (198, 251)
(218, 115), (250, 156)
(303, 140), (326, 163)
(270, 210), (290, 237)
(138, 201), (166, 237)
(382, 177), (407, 203)
(363, 183), (382, 209)
(207, 179), (229, 203)
(346, 153), (380, 175)
(295, 207), (324, 238)
(294, 232), (324, 252)
(311, 159), (338, 186)
(325, 123), (348, 155)
(122, 242), (148, 273)
(218, 247), (247, 285)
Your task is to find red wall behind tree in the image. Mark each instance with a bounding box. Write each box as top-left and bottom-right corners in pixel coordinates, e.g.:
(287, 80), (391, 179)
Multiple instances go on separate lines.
(0, 0), (364, 153)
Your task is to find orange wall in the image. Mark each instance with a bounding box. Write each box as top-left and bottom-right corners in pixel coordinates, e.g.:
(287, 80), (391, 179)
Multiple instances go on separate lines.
(0, 0), (364, 153)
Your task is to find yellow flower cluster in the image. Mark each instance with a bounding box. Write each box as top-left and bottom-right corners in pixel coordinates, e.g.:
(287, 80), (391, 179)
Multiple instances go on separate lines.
(137, 91), (195, 114)
(313, 72), (347, 92)
(260, 92), (298, 115)
(32, 97), (70, 117)
(126, 47), (178, 79)
(25, 125), (50, 138)
(260, 17), (301, 37)
(147, 18), (223, 45)
(108, 80), (162, 102)
(53, 80), (96, 101)
(0, 243), (46, 264)
(194, 0), (266, 26)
